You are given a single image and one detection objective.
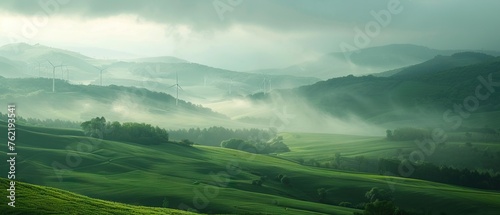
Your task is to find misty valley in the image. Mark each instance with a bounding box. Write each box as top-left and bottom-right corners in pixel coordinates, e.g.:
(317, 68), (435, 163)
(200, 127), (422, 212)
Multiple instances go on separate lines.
(1, 1), (500, 215)
(0, 42), (499, 215)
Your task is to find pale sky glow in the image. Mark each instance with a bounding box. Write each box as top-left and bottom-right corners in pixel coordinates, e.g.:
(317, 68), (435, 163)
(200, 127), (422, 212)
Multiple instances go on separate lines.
(1, 0), (499, 71)
(1, 14), (175, 57)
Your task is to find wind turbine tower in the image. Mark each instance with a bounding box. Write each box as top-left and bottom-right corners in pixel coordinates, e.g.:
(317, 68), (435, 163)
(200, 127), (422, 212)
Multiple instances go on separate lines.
(95, 66), (106, 86)
(64, 65), (70, 81)
(168, 72), (183, 106)
(47, 60), (63, 92)
(262, 77), (272, 93)
(60, 64), (65, 79)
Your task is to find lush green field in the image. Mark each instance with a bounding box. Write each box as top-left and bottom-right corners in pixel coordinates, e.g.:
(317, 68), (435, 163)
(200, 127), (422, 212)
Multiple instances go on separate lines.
(1, 123), (500, 214)
(279, 133), (394, 159)
(279, 132), (500, 171)
(0, 178), (197, 215)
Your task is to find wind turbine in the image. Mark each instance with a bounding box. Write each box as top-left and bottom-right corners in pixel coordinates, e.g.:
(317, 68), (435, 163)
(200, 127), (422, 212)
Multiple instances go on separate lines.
(95, 66), (106, 86)
(64, 65), (70, 81)
(47, 60), (63, 92)
(262, 76), (272, 93)
(26, 63), (33, 76)
(60, 64), (66, 79)
(168, 72), (183, 106)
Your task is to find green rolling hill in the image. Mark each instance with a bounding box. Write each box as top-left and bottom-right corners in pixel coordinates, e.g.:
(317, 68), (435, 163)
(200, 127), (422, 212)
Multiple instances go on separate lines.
(0, 43), (320, 100)
(1, 121), (500, 214)
(278, 132), (500, 173)
(0, 178), (196, 215)
(256, 54), (500, 128)
(0, 77), (239, 129)
(392, 52), (495, 79)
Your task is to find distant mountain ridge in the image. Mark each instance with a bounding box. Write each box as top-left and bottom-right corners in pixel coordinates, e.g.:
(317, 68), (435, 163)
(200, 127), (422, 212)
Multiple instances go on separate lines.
(249, 53), (500, 128)
(331, 44), (454, 68)
(390, 52), (496, 79)
(250, 44), (500, 80)
(0, 43), (319, 102)
(0, 77), (231, 129)
(0, 43), (91, 61)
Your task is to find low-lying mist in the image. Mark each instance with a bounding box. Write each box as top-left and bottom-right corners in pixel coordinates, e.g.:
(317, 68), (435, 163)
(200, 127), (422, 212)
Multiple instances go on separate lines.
(1, 76), (460, 138)
(204, 92), (385, 136)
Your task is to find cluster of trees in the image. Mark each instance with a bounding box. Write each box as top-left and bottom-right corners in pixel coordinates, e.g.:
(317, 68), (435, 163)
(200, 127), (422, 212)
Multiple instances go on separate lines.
(251, 176), (267, 186)
(314, 186), (426, 214)
(220, 136), (290, 154)
(451, 127), (500, 142)
(358, 187), (398, 215)
(220, 139), (255, 152)
(294, 152), (348, 170)
(386, 127), (430, 141)
(250, 174), (290, 187)
(169, 126), (277, 147)
(275, 174), (291, 186)
(379, 158), (500, 190)
(81, 117), (169, 145)
(353, 187), (424, 215)
(0, 112), (81, 129)
(387, 127), (500, 142)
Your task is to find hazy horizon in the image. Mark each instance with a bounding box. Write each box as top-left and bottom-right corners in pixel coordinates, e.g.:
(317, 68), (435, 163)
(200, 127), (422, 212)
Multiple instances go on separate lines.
(1, 0), (500, 71)
(1, 1), (500, 215)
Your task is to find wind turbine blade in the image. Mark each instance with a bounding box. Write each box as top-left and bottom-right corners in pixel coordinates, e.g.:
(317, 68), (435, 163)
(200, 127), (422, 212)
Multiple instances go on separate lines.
(168, 84), (177, 88)
(178, 85), (184, 91)
(94, 66), (106, 71)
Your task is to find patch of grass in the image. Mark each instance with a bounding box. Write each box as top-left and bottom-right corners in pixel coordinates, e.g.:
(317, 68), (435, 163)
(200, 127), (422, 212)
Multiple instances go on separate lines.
(1, 124), (499, 214)
(0, 178), (197, 215)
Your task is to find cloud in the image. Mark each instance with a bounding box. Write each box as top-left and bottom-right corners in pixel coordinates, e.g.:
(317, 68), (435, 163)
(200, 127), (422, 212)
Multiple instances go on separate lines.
(0, 0), (407, 32)
(1, 0), (499, 71)
(2, 0), (498, 45)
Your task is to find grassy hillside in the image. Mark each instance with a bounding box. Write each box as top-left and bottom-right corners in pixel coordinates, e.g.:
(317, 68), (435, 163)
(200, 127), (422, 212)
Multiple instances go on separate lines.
(392, 52), (495, 78)
(331, 44), (454, 68)
(0, 77), (240, 130)
(0, 178), (196, 215)
(0, 122), (360, 215)
(279, 132), (500, 172)
(0, 56), (26, 78)
(1, 122), (500, 214)
(282, 56), (500, 128)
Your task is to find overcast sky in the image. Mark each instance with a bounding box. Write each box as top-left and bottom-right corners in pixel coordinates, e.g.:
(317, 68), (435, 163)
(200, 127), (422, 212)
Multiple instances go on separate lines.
(1, 0), (499, 71)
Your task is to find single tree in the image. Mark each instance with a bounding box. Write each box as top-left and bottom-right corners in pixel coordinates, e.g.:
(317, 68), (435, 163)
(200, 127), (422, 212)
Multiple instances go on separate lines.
(386, 129), (393, 140)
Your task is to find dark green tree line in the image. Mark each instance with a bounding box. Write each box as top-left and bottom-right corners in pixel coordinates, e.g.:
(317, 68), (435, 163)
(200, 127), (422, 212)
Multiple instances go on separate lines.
(81, 117), (169, 145)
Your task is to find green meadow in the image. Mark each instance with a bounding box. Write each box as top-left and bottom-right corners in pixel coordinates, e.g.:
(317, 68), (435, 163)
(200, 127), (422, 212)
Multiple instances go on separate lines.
(0, 178), (196, 215)
(1, 122), (500, 214)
